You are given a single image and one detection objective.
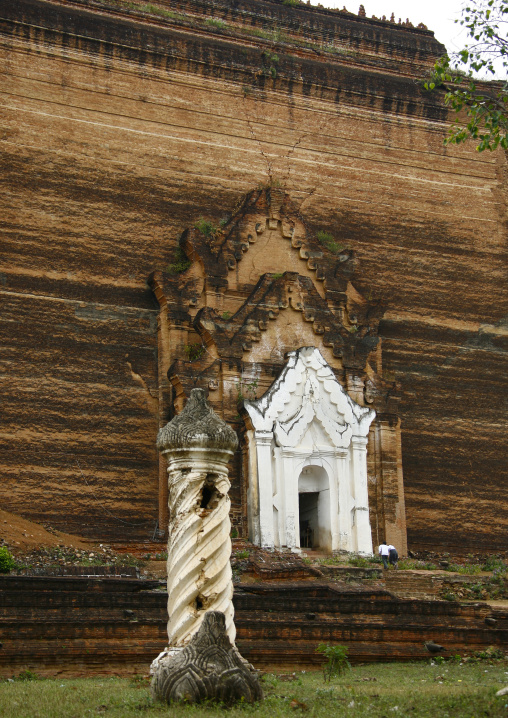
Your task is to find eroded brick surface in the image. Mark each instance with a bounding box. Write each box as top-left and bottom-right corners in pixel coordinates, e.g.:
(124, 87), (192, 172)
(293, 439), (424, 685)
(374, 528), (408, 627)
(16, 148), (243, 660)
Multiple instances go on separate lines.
(0, 0), (506, 553)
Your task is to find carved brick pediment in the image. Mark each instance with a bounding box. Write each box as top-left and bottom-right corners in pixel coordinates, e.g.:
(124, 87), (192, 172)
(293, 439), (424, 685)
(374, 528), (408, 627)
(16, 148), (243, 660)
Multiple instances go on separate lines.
(149, 187), (387, 376)
(195, 272), (381, 369)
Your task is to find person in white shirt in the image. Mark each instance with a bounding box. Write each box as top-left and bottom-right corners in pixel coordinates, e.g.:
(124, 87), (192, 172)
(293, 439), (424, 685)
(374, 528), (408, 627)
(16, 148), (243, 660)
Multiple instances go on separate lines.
(378, 541), (390, 569)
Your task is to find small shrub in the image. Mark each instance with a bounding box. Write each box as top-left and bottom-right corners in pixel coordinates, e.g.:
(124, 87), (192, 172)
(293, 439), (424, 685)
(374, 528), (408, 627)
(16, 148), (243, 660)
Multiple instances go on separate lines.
(483, 556), (507, 572)
(347, 554), (371, 568)
(398, 558), (438, 571)
(448, 563), (482, 575)
(16, 670), (39, 681)
(474, 646), (504, 660)
(283, 0), (300, 6)
(231, 528), (238, 539)
(0, 547), (16, 574)
(166, 246), (191, 274)
(205, 17), (227, 29)
(194, 217), (217, 237)
(316, 643), (351, 682)
(184, 343), (205, 362)
(316, 230), (346, 254)
(262, 51), (279, 65)
(469, 582), (486, 599)
(235, 550), (250, 560)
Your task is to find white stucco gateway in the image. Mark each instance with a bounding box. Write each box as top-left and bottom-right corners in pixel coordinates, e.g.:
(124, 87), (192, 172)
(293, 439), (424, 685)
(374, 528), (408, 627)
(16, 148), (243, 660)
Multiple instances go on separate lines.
(243, 347), (375, 555)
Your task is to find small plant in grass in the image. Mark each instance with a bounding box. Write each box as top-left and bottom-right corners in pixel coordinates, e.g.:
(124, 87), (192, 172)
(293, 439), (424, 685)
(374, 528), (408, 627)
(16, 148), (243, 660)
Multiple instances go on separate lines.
(130, 674), (150, 688)
(16, 670), (39, 681)
(474, 646), (504, 660)
(316, 643), (351, 682)
(260, 673), (279, 688)
(0, 547), (16, 573)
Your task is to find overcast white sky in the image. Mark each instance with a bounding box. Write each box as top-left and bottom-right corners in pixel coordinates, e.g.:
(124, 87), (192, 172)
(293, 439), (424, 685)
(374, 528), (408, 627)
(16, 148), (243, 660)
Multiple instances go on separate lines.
(316, 0), (468, 54)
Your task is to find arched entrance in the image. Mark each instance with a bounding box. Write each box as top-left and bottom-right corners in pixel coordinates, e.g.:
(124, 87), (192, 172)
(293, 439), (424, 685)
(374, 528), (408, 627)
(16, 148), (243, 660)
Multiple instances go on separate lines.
(298, 466), (330, 552)
(243, 347), (376, 555)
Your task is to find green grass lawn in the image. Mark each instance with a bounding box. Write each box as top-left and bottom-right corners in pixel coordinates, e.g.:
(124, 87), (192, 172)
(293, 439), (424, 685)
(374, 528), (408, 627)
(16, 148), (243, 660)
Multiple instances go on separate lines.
(1, 661), (508, 718)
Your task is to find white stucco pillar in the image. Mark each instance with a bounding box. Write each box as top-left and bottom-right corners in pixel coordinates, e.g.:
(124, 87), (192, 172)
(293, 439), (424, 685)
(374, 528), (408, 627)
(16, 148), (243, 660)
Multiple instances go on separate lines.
(255, 430), (274, 548)
(283, 451), (298, 549)
(351, 436), (373, 555)
(326, 453), (340, 551)
(335, 450), (351, 552)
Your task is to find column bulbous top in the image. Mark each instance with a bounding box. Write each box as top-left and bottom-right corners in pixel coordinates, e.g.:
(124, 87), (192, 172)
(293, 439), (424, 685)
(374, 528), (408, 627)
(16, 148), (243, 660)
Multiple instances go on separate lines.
(157, 388), (238, 454)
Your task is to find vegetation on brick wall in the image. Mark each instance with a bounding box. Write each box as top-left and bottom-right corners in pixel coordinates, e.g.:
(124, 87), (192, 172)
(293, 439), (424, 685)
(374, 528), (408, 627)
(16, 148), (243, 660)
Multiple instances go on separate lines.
(0, 547), (16, 573)
(316, 230), (347, 254)
(166, 247), (191, 274)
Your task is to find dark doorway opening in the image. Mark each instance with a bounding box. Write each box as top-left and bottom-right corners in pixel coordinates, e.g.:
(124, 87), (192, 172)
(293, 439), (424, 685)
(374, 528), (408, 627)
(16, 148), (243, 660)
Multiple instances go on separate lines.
(299, 492), (319, 548)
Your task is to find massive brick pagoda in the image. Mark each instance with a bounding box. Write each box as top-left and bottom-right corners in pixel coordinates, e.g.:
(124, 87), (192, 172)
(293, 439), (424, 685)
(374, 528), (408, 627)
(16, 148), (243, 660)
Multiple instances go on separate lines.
(1, 0), (506, 554)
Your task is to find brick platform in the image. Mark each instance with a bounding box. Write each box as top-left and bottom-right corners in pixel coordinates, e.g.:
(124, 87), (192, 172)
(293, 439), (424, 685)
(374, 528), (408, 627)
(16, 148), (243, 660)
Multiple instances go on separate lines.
(0, 576), (506, 676)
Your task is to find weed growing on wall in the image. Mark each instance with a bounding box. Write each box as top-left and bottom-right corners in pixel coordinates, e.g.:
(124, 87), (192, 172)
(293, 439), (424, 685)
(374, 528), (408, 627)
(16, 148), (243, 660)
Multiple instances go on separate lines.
(0, 547), (16, 573)
(235, 379), (259, 402)
(183, 343), (206, 362)
(261, 51), (279, 79)
(206, 18), (227, 29)
(316, 230), (347, 255)
(166, 247), (191, 274)
(194, 218), (218, 237)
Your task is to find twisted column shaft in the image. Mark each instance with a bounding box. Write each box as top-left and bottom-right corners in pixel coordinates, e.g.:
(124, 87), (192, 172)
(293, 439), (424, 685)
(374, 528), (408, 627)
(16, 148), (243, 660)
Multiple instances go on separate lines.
(165, 456), (234, 646)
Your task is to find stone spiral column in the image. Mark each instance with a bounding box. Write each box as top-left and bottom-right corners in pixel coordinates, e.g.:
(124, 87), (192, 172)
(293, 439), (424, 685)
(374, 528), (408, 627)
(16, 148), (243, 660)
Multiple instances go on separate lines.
(156, 388), (238, 647)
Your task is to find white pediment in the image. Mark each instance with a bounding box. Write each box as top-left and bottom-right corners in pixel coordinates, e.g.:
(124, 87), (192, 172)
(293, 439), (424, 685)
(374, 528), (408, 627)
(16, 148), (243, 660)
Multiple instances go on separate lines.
(243, 346), (374, 449)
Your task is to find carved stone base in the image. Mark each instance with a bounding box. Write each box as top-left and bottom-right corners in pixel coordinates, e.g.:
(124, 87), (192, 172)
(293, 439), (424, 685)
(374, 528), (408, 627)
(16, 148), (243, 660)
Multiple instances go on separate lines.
(151, 611), (263, 705)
